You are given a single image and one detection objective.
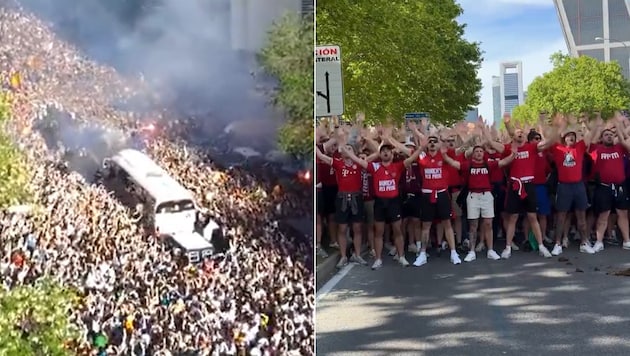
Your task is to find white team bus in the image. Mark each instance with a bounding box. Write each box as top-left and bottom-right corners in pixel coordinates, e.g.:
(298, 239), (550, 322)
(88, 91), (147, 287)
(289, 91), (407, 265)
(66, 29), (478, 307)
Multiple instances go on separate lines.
(103, 149), (215, 263)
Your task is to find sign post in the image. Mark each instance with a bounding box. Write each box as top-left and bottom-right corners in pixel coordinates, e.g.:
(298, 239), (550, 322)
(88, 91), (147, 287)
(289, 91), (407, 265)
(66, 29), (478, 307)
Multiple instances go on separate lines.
(315, 45), (344, 117)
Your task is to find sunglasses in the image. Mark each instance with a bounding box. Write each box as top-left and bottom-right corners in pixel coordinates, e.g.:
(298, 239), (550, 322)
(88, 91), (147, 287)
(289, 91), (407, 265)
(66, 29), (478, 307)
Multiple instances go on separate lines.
(532, 136), (542, 141)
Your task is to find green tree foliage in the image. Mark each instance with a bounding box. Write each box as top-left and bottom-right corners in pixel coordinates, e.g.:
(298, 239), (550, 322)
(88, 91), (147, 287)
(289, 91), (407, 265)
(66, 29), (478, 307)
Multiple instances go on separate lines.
(0, 94), (31, 208)
(0, 278), (80, 355)
(258, 12), (314, 158)
(513, 52), (630, 125)
(316, 0), (483, 125)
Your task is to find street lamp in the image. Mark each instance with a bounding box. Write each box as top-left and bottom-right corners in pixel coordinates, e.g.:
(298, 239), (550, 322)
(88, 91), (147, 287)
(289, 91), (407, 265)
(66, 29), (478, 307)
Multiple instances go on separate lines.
(595, 36), (630, 78)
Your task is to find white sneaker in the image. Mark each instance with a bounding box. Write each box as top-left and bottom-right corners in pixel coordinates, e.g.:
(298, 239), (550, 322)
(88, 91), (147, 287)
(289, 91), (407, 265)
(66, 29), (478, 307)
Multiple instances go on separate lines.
(593, 241), (604, 252)
(329, 242), (339, 249)
(464, 251), (476, 262)
(623, 241), (630, 250)
(450, 251), (462, 265)
(336, 257), (348, 268)
(371, 259), (383, 270)
(562, 236), (569, 248)
(501, 247), (511, 259)
(398, 256), (410, 267)
(408, 244), (418, 254)
(388, 246), (397, 256)
(511, 242), (520, 251)
(539, 245), (552, 258)
(551, 244), (563, 256)
(580, 243), (596, 254)
(475, 241), (486, 252)
(487, 249), (501, 260)
(413, 252), (428, 267)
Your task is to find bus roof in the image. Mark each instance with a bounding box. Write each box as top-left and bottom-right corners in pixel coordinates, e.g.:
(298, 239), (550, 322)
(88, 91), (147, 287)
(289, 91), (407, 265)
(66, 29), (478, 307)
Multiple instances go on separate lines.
(171, 232), (213, 250)
(111, 149), (195, 205)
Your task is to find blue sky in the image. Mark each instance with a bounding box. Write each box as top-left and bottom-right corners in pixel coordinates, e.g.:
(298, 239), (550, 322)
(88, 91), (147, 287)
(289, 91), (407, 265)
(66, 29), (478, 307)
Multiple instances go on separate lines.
(457, 0), (566, 123)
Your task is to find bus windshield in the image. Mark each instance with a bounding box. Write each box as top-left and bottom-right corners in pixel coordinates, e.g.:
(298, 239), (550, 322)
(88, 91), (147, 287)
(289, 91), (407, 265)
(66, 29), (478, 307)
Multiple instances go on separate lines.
(156, 200), (196, 214)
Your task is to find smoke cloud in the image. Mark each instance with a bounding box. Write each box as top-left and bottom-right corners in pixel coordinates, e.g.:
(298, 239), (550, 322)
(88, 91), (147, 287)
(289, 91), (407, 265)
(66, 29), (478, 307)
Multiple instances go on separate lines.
(18, 0), (280, 150)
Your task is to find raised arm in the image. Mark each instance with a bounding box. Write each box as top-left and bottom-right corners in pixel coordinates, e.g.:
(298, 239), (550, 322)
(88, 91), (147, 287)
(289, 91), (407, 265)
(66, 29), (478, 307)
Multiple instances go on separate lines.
(403, 148), (422, 168)
(498, 147), (517, 167)
(442, 148), (462, 170)
(315, 145), (333, 166)
(340, 145), (369, 169)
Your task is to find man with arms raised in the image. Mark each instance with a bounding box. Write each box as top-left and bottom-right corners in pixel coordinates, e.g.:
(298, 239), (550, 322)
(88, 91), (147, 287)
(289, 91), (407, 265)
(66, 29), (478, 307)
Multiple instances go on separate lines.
(343, 130), (423, 269)
(442, 126), (516, 262)
(501, 113), (558, 259)
(316, 134), (371, 268)
(549, 117), (598, 255)
(590, 113), (630, 251)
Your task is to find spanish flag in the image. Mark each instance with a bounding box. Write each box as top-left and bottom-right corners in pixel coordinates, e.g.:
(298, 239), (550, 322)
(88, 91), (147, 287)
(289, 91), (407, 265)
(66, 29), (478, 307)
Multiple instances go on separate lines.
(9, 72), (21, 90)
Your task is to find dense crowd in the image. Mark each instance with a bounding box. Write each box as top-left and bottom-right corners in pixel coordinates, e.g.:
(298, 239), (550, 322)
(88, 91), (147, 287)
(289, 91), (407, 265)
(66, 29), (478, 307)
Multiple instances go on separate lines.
(316, 111), (630, 270)
(0, 1), (313, 355)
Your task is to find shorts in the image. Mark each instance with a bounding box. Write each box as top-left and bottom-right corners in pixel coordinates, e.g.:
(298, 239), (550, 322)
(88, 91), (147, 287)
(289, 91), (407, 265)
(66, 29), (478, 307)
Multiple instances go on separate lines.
(402, 193), (422, 219)
(535, 184), (551, 216)
(504, 182), (537, 214)
(555, 182), (588, 212)
(467, 191), (494, 219)
(450, 188), (463, 218)
(316, 189), (324, 215)
(374, 197), (402, 223)
(363, 199), (375, 224)
(420, 191), (452, 222)
(592, 183), (629, 214)
(321, 185), (338, 215)
(492, 182), (506, 215)
(334, 193), (364, 224)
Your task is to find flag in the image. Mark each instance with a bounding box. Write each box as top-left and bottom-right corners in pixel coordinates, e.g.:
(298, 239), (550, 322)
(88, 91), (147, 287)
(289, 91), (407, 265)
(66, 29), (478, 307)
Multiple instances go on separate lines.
(260, 313), (269, 328)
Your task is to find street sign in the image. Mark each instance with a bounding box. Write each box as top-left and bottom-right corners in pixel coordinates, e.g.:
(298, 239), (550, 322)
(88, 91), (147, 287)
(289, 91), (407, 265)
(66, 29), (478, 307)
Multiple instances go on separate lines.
(316, 45), (344, 117)
(404, 112), (430, 133)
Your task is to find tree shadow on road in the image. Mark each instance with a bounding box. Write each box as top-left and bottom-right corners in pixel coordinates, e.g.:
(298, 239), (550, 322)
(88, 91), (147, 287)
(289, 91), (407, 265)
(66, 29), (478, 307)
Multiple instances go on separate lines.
(316, 249), (630, 356)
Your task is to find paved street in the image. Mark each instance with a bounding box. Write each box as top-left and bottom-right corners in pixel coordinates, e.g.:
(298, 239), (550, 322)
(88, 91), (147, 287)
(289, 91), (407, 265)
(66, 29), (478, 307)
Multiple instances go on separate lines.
(316, 246), (630, 356)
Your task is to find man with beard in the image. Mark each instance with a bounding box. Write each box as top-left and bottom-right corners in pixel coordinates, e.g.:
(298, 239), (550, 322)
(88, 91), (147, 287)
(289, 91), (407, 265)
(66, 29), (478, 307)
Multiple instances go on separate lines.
(501, 113), (558, 259)
(342, 135), (423, 269)
(549, 122), (597, 255)
(589, 113), (630, 251)
(404, 124), (462, 266)
(316, 139), (370, 268)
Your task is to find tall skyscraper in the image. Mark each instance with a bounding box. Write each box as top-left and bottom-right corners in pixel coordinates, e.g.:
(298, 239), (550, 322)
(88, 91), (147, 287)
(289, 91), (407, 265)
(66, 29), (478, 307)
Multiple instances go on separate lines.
(464, 108), (479, 122)
(499, 61), (525, 118)
(553, 0), (630, 79)
(492, 76), (501, 125)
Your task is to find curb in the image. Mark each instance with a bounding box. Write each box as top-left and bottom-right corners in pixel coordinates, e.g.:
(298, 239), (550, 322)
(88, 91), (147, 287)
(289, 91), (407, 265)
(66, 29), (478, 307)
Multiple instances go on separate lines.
(316, 244), (369, 290)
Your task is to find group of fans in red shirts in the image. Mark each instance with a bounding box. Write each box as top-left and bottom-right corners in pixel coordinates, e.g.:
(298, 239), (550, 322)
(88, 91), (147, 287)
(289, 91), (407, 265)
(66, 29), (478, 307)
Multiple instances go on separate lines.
(316, 111), (630, 270)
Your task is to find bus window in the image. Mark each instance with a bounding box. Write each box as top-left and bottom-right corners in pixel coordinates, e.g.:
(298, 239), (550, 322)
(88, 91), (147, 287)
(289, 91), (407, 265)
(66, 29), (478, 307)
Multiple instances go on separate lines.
(188, 251), (200, 263)
(201, 248), (213, 259)
(156, 200), (195, 214)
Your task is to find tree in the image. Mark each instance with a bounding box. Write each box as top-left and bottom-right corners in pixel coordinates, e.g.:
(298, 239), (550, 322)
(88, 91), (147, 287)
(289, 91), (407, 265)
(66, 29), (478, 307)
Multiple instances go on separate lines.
(0, 278), (80, 355)
(316, 0), (482, 125)
(258, 12), (314, 158)
(0, 93), (31, 208)
(512, 52), (630, 125)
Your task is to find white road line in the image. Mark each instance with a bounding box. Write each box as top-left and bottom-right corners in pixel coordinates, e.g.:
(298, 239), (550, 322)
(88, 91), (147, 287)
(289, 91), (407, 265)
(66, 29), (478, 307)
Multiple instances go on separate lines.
(316, 263), (355, 303)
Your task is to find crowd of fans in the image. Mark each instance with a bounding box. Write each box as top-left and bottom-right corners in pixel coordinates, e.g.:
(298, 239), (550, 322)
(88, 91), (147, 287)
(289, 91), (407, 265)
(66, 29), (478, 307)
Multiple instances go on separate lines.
(0, 1), (313, 355)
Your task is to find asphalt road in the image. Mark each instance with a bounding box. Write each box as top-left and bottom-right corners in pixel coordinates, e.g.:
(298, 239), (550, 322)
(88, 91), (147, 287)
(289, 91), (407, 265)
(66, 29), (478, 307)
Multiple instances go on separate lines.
(316, 245), (630, 356)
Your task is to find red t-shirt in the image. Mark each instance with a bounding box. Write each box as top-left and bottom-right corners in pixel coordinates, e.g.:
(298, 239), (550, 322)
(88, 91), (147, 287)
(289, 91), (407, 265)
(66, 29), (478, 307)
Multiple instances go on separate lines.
(503, 142), (537, 180)
(367, 161), (405, 198)
(485, 152), (505, 183)
(445, 149), (464, 187)
(418, 152), (449, 191)
(589, 143), (626, 184)
(317, 144), (338, 186)
(551, 141), (586, 184)
(402, 162), (423, 193)
(361, 170), (374, 201)
(331, 158), (362, 193)
(461, 160), (499, 192)
(533, 150), (551, 185)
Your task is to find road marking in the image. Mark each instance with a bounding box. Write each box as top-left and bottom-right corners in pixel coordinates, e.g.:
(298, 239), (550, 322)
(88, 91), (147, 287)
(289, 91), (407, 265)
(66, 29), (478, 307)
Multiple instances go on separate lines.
(316, 263), (355, 303)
